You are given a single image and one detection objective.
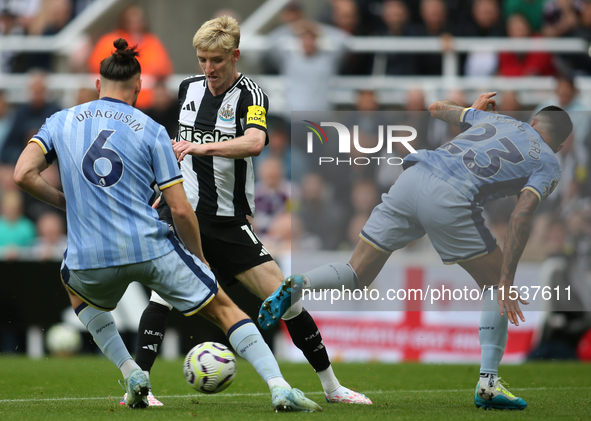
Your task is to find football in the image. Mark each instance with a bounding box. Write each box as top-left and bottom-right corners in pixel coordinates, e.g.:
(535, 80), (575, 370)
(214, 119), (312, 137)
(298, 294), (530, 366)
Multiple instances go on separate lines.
(45, 323), (82, 356)
(183, 342), (237, 394)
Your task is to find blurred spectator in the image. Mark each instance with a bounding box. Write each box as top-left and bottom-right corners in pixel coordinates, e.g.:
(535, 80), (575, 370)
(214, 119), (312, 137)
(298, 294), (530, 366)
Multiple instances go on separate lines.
(504, 0), (548, 32)
(143, 79), (178, 139)
(255, 117), (309, 183)
(345, 212), (369, 250)
(533, 76), (589, 212)
(542, 0), (581, 37)
(498, 14), (556, 77)
(13, 0), (73, 72)
(261, 211), (293, 256)
(329, 0), (360, 35)
(75, 86), (98, 105)
(253, 156), (291, 236)
(0, 0), (40, 36)
(415, 0), (454, 75)
(291, 213), (322, 251)
(462, 0), (504, 77)
(297, 172), (347, 250)
(0, 71), (60, 165)
(323, 0), (371, 74)
(376, 88), (428, 191)
(350, 178), (380, 217)
(558, 0), (591, 75)
(32, 211), (67, 260)
(269, 19), (347, 118)
(497, 90), (524, 116)
(528, 212), (591, 360)
(0, 7), (25, 72)
(87, 5), (173, 109)
(0, 91), (14, 157)
(0, 190), (36, 259)
(376, 0), (420, 75)
(263, 1), (304, 74)
(534, 76), (590, 164)
(355, 0), (390, 35)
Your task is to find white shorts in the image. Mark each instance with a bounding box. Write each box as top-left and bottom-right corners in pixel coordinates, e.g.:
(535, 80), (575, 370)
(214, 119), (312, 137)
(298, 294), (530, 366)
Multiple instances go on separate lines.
(62, 233), (218, 315)
(361, 163), (497, 264)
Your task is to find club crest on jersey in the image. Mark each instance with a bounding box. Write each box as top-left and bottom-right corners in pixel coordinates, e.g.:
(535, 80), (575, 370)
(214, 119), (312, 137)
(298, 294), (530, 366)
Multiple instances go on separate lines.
(219, 104), (235, 122)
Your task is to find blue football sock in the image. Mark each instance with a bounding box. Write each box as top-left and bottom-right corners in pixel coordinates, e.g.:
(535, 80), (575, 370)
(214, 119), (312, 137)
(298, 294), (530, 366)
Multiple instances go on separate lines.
(303, 262), (359, 290)
(76, 303), (137, 376)
(479, 286), (508, 375)
(227, 319), (289, 389)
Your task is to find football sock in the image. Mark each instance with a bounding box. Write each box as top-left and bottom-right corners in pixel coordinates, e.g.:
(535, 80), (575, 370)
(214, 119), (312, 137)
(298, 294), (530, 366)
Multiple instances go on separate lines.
(303, 263), (359, 290)
(479, 286), (508, 376)
(75, 303), (137, 376)
(317, 365), (341, 394)
(284, 309), (331, 373)
(227, 319), (289, 389)
(135, 300), (171, 372)
(120, 359), (139, 379)
(479, 373), (498, 388)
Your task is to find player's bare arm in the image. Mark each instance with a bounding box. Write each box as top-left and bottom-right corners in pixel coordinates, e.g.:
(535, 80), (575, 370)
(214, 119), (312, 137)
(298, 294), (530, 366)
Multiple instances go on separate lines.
(161, 182), (207, 263)
(429, 92), (497, 127)
(428, 100), (465, 126)
(498, 189), (539, 326)
(13, 142), (66, 212)
(173, 127), (265, 161)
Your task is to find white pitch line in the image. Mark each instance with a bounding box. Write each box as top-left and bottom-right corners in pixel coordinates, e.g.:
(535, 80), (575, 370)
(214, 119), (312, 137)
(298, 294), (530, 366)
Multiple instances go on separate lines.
(1, 386), (590, 404)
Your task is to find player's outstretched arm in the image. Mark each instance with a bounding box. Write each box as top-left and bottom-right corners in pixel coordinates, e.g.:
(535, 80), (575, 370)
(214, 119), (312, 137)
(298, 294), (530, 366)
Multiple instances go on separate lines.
(14, 142), (66, 212)
(173, 128), (266, 161)
(429, 92), (497, 127)
(498, 189), (539, 326)
(428, 100), (465, 126)
(161, 183), (207, 263)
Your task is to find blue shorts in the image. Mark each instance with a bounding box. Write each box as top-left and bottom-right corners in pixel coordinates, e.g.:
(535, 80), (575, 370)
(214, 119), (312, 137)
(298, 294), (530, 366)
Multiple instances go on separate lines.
(361, 163), (497, 264)
(61, 233), (218, 315)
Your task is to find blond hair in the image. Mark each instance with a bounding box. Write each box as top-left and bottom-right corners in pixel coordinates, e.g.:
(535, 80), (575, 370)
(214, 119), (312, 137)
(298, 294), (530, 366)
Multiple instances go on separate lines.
(193, 16), (240, 53)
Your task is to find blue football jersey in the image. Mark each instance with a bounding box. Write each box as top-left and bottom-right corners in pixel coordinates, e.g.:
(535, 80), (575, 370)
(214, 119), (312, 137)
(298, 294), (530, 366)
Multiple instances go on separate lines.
(404, 109), (561, 204)
(31, 97), (183, 269)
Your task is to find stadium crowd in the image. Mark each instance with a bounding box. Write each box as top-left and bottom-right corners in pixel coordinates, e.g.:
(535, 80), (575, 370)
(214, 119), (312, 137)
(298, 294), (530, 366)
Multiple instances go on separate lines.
(0, 0), (591, 355)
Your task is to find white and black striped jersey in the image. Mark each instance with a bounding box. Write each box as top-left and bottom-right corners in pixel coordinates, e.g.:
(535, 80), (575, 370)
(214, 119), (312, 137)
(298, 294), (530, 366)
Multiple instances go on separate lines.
(176, 74), (269, 217)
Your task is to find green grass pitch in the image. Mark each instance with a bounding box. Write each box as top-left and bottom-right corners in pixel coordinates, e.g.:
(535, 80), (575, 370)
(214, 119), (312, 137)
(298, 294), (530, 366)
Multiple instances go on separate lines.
(0, 356), (589, 420)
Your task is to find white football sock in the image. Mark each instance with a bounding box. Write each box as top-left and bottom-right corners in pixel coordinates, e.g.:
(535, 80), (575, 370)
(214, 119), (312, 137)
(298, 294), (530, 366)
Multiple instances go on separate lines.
(317, 365), (340, 394)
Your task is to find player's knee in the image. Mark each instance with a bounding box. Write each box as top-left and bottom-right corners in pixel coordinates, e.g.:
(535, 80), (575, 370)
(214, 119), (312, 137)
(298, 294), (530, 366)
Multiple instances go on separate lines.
(202, 292), (247, 330)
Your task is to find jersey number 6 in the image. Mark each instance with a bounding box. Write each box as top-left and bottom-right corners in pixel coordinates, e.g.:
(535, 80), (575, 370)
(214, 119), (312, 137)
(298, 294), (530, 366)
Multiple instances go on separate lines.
(82, 129), (124, 187)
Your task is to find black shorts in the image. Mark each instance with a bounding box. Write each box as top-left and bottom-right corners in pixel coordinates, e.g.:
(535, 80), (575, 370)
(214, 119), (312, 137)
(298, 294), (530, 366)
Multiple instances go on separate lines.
(157, 202), (273, 286)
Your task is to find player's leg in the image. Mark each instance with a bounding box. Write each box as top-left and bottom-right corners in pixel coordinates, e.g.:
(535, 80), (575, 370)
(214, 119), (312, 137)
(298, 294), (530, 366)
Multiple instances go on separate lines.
(196, 286), (321, 412)
(61, 268), (149, 409)
(259, 171), (426, 328)
(124, 290), (169, 406)
(457, 249), (526, 410)
(147, 238), (321, 412)
(237, 261), (372, 404)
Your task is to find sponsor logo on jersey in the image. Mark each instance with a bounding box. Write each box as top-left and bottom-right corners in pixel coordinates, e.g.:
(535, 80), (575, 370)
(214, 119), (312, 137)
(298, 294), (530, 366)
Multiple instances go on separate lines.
(219, 103), (235, 122)
(246, 105), (266, 128)
(179, 125), (235, 144)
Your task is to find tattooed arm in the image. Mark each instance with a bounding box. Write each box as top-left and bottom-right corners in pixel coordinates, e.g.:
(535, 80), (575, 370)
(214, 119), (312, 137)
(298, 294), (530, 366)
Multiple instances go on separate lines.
(428, 100), (465, 126)
(428, 92), (497, 127)
(497, 189), (539, 325)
